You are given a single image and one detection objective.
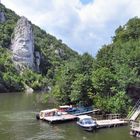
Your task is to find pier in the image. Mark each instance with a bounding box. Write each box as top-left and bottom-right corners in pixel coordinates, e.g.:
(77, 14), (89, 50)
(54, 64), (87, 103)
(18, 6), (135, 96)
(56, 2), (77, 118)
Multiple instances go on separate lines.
(93, 114), (128, 128)
(130, 121), (140, 137)
(96, 119), (128, 128)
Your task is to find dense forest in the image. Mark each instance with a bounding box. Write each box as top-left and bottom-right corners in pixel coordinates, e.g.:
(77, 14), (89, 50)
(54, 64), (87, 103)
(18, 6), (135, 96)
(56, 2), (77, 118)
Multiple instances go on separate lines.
(0, 3), (140, 115)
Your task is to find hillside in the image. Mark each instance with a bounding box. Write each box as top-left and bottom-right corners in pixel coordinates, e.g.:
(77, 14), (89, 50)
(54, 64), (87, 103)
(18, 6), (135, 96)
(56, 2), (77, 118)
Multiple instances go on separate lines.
(50, 17), (140, 114)
(0, 3), (140, 114)
(93, 17), (140, 113)
(0, 3), (79, 92)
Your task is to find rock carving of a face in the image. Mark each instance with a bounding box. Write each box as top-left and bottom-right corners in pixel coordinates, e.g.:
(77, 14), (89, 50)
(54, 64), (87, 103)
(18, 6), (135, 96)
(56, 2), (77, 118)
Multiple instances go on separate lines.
(11, 17), (34, 69)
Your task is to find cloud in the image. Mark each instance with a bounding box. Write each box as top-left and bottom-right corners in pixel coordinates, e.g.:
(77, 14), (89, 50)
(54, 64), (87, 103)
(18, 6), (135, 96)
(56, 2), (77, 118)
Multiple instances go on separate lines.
(2, 0), (140, 56)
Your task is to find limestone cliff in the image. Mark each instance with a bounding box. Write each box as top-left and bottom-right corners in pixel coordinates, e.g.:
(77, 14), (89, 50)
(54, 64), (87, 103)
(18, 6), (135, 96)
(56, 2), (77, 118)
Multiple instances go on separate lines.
(11, 16), (35, 71)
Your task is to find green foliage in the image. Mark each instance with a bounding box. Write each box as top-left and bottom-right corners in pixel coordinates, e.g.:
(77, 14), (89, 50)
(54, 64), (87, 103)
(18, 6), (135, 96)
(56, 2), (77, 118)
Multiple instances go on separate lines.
(113, 17), (140, 42)
(93, 17), (140, 114)
(21, 69), (48, 91)
(0, 4), (19, 48)
(70, 74), (93, 106)
(52, 54), (94, 106)
(93, 91), (131, 114)
(0, 47), (24, 92)
(92, 67), (117, 96)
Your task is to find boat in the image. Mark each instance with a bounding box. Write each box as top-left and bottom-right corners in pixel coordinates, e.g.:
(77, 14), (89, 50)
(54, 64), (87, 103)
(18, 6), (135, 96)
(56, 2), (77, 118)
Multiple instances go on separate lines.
(59, 105), (94, 116)
(77, 115), (97, 132)
(36, 108), (77, 123)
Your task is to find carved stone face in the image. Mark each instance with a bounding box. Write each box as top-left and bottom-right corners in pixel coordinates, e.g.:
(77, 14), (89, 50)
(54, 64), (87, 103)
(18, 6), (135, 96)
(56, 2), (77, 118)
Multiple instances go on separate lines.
(11, 17), (35, 70)
(13, 38), (33, 58)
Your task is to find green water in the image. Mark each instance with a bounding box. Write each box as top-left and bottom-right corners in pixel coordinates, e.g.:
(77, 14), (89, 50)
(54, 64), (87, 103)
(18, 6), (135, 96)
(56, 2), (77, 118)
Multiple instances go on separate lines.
(0, 93), (136, 140)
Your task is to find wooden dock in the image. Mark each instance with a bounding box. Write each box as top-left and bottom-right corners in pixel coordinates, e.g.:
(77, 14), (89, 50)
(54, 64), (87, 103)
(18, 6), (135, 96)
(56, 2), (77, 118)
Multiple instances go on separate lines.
(130, 121), (140, 137)
(96, 119), (128, 128)
(43, 114), (77, 123)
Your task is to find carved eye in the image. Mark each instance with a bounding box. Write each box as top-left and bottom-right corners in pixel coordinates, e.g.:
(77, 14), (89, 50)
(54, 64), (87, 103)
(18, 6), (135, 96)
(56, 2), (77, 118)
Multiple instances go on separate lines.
(26, 40), (30, 43)
(19, 40), (24, 43)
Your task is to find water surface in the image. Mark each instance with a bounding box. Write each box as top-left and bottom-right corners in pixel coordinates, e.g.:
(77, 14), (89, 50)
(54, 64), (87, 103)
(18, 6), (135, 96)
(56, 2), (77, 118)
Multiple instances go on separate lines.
(0, 93), (136, 140)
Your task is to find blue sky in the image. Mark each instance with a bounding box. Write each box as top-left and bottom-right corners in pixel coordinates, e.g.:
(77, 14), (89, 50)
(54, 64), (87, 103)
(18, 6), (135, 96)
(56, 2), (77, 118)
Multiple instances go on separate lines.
(80, 0), (93, 4)
(2, 0), (140, 56)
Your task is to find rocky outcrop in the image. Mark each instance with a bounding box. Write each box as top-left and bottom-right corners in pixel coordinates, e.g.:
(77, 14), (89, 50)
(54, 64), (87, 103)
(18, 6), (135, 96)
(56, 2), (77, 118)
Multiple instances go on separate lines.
(24, 84), (34, 94)
(0, 11), (5, 23)
(35, 51), (41, 72)
(11, 16), (35, 71)
(55, 48), (65, 57)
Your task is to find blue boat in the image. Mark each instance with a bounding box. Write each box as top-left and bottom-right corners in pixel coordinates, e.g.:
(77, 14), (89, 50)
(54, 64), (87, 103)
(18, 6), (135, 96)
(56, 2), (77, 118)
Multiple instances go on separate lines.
(59, 105), (94, 116)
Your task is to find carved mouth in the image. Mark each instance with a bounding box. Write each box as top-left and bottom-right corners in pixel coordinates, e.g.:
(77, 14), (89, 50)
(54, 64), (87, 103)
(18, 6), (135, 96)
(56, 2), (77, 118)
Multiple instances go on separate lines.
(13, 48), (32, 57)
(13, 52), (32, 58)
(13, 55), (33, 62)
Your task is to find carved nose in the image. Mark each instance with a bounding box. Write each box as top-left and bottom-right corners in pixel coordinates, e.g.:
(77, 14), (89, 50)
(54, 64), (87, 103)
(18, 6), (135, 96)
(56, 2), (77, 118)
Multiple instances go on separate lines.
(22, 42), (26, 47)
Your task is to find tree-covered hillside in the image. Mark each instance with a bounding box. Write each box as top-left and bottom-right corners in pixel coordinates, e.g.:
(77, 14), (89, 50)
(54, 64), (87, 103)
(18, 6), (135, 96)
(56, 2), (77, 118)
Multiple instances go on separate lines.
(0, 3), (140, 115)
(92, 17), (140, 113)
(0, 3), (79, 92)
(52, 17), (140, 114)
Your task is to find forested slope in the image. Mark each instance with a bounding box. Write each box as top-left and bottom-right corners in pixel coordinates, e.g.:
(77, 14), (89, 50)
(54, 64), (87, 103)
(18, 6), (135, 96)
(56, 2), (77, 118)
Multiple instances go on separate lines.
(0, 3), (140, 115)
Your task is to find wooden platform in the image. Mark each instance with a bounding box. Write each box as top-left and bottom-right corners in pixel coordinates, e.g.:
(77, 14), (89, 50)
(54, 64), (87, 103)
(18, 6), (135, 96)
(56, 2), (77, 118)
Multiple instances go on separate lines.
(130, 121), (140, 137)
(96, 119), (128, 128)
(43, 114), (77, 123)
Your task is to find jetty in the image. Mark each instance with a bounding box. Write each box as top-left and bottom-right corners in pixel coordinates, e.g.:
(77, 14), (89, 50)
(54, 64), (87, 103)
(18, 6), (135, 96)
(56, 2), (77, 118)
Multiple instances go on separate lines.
(96, 119), (128, 128)
(94, 114), (128, 128)
(130, 121), (140, 137)
(43, 114), (77, 123)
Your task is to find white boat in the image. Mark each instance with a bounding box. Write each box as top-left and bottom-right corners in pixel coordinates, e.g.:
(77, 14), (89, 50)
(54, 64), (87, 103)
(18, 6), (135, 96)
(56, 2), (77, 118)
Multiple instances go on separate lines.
(77, 115), (97, 131)
(36, 108), (77, 123)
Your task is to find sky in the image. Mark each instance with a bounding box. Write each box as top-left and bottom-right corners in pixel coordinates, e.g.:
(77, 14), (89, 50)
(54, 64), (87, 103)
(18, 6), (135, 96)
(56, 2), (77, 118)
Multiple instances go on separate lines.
(2, 0), (140, 56)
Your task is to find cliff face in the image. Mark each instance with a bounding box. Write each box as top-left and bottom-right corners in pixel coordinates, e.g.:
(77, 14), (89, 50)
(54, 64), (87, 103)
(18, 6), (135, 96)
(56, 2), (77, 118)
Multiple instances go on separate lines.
(11, 17), (35, 70)
(0, 11), (5, 23)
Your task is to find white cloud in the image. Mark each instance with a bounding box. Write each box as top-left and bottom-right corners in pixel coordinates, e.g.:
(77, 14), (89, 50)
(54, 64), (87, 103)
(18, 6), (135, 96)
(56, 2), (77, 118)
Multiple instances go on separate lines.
(2, 0), (140, 56)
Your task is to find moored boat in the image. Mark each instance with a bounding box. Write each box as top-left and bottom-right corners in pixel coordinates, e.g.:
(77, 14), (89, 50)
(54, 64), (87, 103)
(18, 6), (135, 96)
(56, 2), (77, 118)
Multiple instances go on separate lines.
(77, 115), (97, 132)
(36, 108), (77, 123)
(59, 105), (94, 116)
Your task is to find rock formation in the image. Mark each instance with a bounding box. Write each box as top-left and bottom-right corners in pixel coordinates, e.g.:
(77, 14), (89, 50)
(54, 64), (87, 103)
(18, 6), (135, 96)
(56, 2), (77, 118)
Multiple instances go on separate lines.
(55, 48), (65, 57)
(11, 16), (35, 71)
(35, 51), (41, 72)
(0, 12), (5, 23)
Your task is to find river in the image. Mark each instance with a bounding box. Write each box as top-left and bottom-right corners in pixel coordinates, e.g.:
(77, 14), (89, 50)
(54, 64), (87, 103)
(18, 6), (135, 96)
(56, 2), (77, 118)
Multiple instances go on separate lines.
(0, 93), (136, 140)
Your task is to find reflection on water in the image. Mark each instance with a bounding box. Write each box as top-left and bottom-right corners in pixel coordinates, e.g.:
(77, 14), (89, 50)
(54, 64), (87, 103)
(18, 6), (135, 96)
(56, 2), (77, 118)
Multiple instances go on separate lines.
(0, 93), (135, 140)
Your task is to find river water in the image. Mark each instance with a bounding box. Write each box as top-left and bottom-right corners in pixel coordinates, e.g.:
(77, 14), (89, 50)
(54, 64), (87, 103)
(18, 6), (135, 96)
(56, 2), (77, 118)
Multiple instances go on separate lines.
(0, 93), (136, 140)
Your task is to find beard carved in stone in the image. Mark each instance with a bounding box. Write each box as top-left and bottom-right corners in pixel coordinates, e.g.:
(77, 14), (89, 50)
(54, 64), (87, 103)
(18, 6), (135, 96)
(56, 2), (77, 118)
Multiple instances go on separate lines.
(11, 17), (35, 70)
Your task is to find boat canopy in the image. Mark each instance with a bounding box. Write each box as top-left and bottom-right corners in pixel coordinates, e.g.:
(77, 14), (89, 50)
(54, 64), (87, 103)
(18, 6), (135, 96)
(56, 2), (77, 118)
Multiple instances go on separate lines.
(40, 108), (58, 113)
(77, 115), (92, 120)
(59, 105), (72, 109)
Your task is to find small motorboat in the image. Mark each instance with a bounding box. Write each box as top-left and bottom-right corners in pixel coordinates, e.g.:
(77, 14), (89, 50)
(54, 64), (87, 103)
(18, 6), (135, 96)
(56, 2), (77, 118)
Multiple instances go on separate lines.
(77, 115), (97, 132)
